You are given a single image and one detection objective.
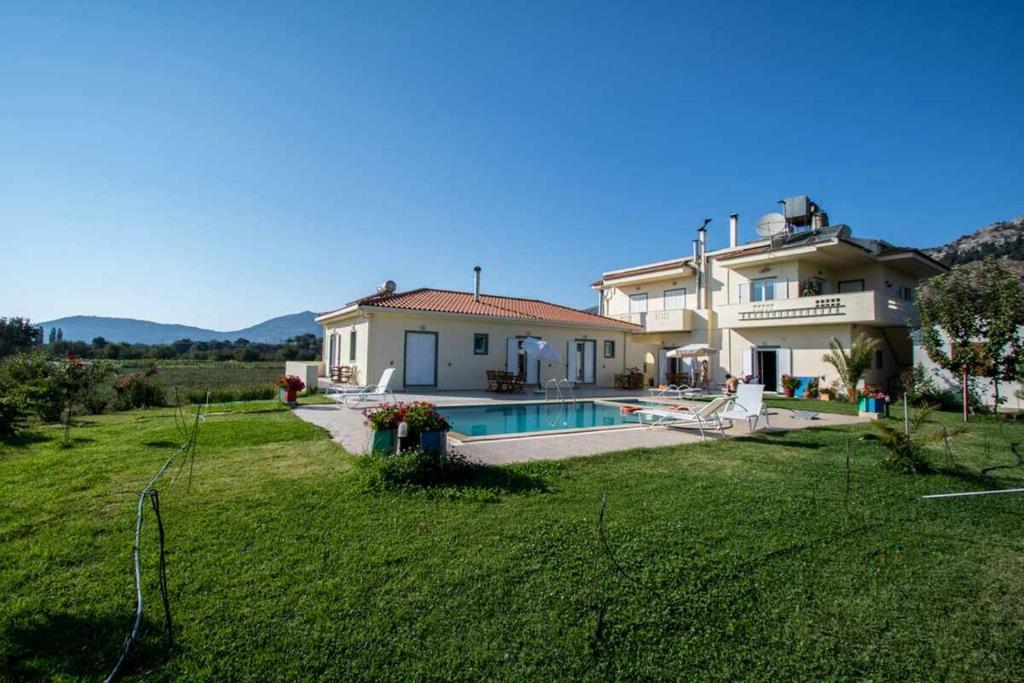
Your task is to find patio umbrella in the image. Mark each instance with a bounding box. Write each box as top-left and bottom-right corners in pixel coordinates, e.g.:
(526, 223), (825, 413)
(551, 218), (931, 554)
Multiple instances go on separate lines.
(665, 344), (717, 386)
(522, 338), (562, 365)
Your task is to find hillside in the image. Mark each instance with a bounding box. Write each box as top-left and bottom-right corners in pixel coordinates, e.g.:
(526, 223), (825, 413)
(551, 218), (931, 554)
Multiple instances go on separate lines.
(38, 311), (320, 344)
(925, 216), (1024, 281)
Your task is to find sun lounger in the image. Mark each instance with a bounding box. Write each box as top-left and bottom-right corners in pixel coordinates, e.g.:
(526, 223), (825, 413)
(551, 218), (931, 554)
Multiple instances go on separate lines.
(636, 396), (732, 441)
(718, 384), (769, 432)
(327, 368), (396, 408)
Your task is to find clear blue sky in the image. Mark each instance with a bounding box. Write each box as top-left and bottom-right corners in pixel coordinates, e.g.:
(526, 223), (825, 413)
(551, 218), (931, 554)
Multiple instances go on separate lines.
(2, 1), (1022, 329)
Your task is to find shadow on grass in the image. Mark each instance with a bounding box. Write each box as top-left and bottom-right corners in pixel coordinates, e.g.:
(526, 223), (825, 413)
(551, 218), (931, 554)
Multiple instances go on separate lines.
(143, 440), (181, 449)
(0, 431), (53, 450)
(732, 433), (822, 450)
(1, 611), (167, 680)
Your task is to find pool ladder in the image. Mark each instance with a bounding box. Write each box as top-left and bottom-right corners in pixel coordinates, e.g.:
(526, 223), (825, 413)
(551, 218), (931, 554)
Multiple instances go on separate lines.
(544, 378), (577, 406)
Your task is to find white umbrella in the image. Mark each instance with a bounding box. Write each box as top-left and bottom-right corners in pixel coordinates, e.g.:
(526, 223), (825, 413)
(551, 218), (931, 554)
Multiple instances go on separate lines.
(522, 338), (562, 364)
(665, 344), (717, 386)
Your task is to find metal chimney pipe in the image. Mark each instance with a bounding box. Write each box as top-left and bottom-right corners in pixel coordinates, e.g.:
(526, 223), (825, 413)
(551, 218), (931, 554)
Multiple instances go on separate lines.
(691, 239), (699, 264)
(473, 266), (481, 302)
(729, 213), (739, 248)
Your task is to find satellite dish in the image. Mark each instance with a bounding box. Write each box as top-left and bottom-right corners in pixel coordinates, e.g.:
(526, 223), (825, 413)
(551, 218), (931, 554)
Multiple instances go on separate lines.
(755, 213), (789, 238)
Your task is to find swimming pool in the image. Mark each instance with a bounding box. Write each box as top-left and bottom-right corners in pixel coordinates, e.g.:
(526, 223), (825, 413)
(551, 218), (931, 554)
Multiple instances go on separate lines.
(438, 401), (644, 439)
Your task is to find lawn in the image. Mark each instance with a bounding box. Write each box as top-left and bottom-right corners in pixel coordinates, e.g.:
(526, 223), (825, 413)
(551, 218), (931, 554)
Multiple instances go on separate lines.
(1, 401), (1023, 681)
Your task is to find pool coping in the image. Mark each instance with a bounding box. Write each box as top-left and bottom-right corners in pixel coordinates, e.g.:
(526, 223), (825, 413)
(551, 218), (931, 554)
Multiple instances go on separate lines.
(441, 396), (698, 442)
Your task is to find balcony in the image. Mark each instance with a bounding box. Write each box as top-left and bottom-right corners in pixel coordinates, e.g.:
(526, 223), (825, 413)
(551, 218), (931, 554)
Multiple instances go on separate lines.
(610, 308), (694, 333)
(716, 291), (917, 329)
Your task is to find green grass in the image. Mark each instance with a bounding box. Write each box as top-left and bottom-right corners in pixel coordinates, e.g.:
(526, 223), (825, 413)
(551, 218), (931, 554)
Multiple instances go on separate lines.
(2, 401), (1023, 681)
(139, 364), (284, 391)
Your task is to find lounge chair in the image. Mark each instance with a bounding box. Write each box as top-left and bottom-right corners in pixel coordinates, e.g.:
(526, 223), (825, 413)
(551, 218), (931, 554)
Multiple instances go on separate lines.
(327, 368), (396, 408)
(718, 384), (769, 432)
(650, 384), (705, 401)
(486, 370), (500, 392)
(636, 396), (732, 441)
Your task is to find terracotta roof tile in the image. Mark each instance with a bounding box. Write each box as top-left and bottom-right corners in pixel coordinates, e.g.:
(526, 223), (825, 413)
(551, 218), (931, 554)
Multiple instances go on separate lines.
(352, 288), (640, 330)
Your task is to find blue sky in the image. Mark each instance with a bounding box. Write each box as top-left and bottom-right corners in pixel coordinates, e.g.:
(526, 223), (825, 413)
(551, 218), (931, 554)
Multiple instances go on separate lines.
(2, 1), (1022, 329)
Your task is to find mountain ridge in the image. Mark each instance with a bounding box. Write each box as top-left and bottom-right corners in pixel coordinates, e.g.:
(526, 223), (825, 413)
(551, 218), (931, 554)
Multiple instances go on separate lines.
(38, 311), (321, 345)
(923, 216), (1024, 282)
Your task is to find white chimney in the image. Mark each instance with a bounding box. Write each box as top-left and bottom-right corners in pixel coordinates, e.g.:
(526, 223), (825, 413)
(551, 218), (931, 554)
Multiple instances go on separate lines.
(473, 265), (481, 302)
(729, 213), (738, 248)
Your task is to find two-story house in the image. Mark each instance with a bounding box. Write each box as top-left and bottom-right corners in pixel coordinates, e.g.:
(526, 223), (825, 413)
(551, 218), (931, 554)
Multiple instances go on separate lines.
(594, 198), (948, 393)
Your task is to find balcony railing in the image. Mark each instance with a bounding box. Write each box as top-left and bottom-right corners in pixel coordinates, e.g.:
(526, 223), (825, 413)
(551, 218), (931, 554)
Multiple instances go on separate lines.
(610, 309), (693, 332)
(717, 290), (917, 328)
(737, 296), (846, 322)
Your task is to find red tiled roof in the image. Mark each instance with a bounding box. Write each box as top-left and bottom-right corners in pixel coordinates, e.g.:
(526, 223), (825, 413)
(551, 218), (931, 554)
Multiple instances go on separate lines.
(349, 288), (640, 330)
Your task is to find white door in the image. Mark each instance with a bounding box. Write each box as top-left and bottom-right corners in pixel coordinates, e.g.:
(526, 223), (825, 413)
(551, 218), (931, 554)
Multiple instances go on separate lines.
(523, 336), (540, 384)
(404, 332), (437, 386)
(506, 337), (519, 373)
(777, 348), (792, 387)
(569, 340), (596, 383)
(581, 340), (596, 383)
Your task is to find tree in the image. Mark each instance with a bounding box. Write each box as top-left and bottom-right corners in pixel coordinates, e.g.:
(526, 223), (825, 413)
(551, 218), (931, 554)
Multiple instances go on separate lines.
(822, 333), (880, 400)
(92, 336), (108, 349)
(917, 258), (1024, 420)
(48, 327), (57, 345)
(0, 317), (43, 358)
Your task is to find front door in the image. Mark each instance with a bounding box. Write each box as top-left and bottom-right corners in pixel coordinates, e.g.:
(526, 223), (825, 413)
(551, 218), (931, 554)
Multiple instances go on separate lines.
(756, 349), (778, 392)
(404, 331), (437, 387)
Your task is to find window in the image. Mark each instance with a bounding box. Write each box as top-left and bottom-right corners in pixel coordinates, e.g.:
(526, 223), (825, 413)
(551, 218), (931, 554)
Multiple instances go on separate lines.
(473, 333), (489, 355)
(349, 330), (357, 361)
(664, 288), (686, 310)
(874, 349), (884, 369)
(898, 285), (914, 302)
(838, 279), (865, 293)
(750, 277), (776, 302)
(629, 293), (648, 313)
(603, 340), (615, 358)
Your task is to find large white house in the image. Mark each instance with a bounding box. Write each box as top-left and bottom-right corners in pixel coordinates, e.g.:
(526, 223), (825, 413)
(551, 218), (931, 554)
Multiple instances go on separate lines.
(319, 196), (948, 393)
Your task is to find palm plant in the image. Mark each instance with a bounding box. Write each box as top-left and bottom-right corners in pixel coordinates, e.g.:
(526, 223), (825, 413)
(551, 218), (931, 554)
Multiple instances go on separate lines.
(822, 333), (880, 400)
(866, 405), (966, 473)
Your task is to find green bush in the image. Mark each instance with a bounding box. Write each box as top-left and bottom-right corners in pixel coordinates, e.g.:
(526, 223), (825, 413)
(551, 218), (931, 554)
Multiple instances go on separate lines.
(0, 395), (25, 438)
(113, 369), (167, 409)
(360, 448), (470, 490)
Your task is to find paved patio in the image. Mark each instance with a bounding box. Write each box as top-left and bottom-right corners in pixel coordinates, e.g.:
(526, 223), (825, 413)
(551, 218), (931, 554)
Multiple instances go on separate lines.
(295, 387), (867, 465)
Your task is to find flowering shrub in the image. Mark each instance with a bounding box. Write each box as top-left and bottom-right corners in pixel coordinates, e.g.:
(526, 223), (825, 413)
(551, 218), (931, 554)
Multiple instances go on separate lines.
(362, 401), (450, 433)
(858, 386), (888, 401)
(780, 374), (801, 392)
(363, 402), (407, 431)
(403, 401), (450, 433)
(274, 374), (306, 393)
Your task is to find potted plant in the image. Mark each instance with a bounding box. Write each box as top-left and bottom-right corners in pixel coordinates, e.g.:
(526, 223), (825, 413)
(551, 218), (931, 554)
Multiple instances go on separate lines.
(858, 387), (888, 418)
(780, 374), (800, 398)
(402, 401), (451, 455)
(819, 385), (835, 401)
(806, 378), (820, 399)
(363, 402), (406, 453)
(274, 374), (306, 407)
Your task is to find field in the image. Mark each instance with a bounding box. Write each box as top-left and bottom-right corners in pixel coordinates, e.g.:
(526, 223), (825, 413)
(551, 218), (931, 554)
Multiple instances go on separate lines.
(113, 361), (286, 391)
(1, 401), (1023, 680)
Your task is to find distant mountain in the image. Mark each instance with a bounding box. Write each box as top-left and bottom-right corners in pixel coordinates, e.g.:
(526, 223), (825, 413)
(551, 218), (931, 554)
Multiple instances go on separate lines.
(38, 311), (321, 345)
(925, 216), (1024, 282)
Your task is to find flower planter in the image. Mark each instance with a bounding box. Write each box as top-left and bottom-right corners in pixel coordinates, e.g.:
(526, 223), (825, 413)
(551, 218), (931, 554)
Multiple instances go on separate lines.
(782, 389), (795, 398)
(370, 428), (395, 453)
(418, 430), (448, 455)
(858, 397), (885, 419)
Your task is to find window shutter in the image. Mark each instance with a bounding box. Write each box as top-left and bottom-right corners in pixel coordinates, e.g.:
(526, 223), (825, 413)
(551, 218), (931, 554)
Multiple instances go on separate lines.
(737, 283), (745, 304)
(741, 349), (753, 377)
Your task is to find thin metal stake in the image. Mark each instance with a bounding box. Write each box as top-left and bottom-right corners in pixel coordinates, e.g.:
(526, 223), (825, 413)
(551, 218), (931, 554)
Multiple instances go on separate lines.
(149, 490), (174, 646)
(903, 392), (910, 438)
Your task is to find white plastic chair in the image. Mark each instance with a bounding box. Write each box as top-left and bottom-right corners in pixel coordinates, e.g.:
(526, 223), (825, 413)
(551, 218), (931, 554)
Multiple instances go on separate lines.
(327, 368), (396, 409)
(636, 396), (732, 441)
(718, 384), (769, 432)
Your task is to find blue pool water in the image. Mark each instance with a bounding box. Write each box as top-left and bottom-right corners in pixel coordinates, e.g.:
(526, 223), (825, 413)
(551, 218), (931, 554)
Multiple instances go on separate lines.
(438, 401), (642, 437)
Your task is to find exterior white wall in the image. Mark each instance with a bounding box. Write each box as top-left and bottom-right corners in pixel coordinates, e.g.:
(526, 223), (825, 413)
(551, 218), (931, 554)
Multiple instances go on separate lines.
(602, 274), (699, 318)
(321, 316), (371, 385)
(913, 333), (1024, 412)
(361, 311), (633, 391)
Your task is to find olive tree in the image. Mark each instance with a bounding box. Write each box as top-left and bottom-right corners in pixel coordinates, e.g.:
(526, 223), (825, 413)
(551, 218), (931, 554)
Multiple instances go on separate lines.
(916, 258), (1024, 420)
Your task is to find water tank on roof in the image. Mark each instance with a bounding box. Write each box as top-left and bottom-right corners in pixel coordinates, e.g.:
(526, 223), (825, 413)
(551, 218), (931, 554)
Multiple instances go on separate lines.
(811, 211), (829, 231)
(781, 195), (821, 227)
(377, 280), (397, 295)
